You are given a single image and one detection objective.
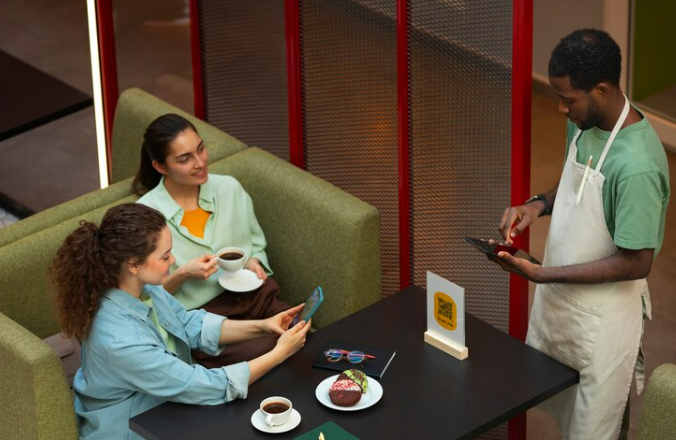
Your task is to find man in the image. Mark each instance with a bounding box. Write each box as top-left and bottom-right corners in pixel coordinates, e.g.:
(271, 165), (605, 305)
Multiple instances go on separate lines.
(491, 29), (670, 439)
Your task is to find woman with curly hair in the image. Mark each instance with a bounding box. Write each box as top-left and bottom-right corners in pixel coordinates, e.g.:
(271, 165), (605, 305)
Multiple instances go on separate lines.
(52, 203), (310, 440)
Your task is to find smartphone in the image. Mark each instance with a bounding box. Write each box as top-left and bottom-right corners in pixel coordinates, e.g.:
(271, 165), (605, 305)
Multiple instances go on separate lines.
(465, 236), (541, 265)
(291, 286), (324, 327)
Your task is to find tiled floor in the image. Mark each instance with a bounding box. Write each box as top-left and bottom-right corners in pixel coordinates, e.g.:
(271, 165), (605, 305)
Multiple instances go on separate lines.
(1, 2), (674, 439)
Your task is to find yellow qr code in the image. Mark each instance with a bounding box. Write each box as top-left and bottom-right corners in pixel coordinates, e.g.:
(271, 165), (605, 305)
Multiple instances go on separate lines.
(434, 291), (456, 331)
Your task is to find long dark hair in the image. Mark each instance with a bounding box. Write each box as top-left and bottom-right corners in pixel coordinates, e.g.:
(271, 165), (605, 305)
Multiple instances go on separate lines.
(132, 113), (198, 195)
(51, 203), (167, 340)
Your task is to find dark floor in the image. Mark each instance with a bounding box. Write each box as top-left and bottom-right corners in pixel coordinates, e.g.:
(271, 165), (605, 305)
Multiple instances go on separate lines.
(1, 1), (674, 439)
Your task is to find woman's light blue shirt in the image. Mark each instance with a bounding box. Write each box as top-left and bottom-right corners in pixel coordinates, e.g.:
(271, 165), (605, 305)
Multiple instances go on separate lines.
(73, 284), (250, 440)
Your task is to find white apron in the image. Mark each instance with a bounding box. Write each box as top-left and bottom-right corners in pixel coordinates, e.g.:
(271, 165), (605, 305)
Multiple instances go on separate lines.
(526, 97), (651, 440)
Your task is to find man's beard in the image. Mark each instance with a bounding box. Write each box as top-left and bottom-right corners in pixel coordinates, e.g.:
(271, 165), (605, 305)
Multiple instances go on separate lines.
(577, 94), (605, 131)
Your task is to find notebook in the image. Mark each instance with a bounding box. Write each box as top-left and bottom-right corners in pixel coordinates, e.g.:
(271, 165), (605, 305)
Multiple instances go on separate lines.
(293, 421), (360, 440)
(312, 340), (396, 378)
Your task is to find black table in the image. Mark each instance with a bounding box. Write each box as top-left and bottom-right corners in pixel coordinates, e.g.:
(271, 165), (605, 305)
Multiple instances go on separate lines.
(0, 50), (92, 141)
(131, 286), (578, 439)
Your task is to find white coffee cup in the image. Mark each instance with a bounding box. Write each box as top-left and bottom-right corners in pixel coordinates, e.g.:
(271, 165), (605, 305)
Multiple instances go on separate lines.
(260, 396), (292, 427)
(216, 247), (247, 273)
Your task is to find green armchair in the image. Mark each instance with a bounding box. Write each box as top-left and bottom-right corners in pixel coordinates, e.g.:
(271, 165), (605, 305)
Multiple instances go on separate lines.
(637, 363), (676, 440)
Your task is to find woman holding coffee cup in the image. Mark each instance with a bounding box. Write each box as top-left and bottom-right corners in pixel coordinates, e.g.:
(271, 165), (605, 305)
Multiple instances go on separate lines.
(52, 203), (311, 440)
(133, 114), (291, 367)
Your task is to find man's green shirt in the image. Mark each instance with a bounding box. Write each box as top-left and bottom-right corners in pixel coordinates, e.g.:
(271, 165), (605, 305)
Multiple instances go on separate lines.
(564, 107), (670, 255)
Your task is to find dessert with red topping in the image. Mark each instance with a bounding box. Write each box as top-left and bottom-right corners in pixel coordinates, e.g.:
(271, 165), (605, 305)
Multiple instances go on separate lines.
(328, 378), (362, 407)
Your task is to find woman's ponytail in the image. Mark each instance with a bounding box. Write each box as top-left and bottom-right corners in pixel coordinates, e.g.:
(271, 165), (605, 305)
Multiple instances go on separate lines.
(132, 142), (163, 195)
(51, 221), (113, 340)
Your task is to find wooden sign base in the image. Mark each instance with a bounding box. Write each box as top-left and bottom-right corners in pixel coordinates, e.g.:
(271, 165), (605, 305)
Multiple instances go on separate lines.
(424, 330), (469, 361)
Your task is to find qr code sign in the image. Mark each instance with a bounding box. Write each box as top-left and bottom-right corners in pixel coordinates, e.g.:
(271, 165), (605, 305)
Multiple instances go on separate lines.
(434, 291), (457, 331)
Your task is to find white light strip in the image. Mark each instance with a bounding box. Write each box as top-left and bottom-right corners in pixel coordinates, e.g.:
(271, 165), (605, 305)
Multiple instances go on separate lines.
(86, 0), (109, 189)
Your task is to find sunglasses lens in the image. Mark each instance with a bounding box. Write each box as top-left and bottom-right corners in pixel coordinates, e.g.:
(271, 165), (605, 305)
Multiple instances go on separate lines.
(325, 349), (343, 362)
(347, 351), (366, 363)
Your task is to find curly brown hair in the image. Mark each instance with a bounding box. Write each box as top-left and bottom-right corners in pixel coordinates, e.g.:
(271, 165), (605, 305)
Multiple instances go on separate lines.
(51, 203), (167, 340)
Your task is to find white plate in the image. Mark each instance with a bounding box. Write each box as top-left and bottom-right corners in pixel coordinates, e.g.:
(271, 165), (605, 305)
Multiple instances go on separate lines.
(251, 408), (301, 434)
(315, 374), (383, 411)
(218, 269), (263, 292)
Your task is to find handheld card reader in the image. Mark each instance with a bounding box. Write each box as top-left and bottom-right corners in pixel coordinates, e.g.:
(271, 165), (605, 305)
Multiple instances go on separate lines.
(464, 236), (541, 265)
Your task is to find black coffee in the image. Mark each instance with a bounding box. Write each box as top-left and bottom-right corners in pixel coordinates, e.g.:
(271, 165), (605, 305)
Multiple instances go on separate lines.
(263, 402), (289, 414)
(219, 252), (243, 261)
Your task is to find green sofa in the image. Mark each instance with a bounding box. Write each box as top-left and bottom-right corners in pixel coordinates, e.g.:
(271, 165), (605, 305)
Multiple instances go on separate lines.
(637, 363), (676, 440)
(0, 88), (381, 439)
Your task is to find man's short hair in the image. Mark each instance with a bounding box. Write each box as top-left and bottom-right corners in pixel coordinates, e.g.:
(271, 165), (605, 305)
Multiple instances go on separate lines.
(548, 29), (621, 92)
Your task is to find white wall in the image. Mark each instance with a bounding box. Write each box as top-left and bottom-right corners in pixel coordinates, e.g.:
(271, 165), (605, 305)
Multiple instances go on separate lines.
(532, 0), (604, 82)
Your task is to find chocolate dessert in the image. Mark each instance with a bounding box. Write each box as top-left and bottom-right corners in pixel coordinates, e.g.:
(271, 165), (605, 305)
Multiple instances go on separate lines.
(328, 379), (362, 407)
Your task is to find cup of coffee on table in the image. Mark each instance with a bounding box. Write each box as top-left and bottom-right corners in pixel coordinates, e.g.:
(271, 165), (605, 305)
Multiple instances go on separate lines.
(260, 396), (292, 427)
(216, 247), (246, 273)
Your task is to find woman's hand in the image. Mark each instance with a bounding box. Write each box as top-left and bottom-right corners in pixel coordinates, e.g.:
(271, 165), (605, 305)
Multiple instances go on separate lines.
(163, 254), (218, 293)
(264, 304), (304, 335)
(247, 319), (312, 383)
(178, 254), (219, 280)
(245, 258), (268, 281)
(274, 319), (312, 362)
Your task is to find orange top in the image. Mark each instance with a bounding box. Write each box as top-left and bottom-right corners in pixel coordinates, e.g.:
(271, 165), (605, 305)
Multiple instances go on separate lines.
(180, 207), (211, 238)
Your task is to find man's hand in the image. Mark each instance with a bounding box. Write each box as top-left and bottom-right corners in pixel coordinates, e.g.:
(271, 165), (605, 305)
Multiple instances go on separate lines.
(246, 258), (268, 281)
(498, 203), (543, 245)
(488, 252), (543, 282)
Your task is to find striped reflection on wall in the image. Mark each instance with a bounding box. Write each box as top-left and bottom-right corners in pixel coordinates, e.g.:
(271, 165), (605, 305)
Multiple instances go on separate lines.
(197, 0), (290, 160)
(408, 1), (513, 438)
(300, 0), (400, 297)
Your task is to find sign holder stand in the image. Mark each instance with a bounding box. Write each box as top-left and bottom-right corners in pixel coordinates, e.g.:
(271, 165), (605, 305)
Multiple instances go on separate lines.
(425, 271), (469, 361)
(424, 330), (468, 360)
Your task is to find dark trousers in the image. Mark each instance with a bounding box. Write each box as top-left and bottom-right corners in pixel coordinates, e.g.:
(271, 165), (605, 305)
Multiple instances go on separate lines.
(191, 277), (290, 368)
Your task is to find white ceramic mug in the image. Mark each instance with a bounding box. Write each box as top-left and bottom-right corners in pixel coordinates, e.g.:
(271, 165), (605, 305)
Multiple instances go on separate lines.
(260, 396), (292, 427)
(216, 247), (247, 273)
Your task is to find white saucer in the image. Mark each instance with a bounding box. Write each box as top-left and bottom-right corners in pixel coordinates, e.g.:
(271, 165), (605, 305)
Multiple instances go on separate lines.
(250, 408), (301, 434)
(315, 374), (383, 411)
(218, 269), (263, 292)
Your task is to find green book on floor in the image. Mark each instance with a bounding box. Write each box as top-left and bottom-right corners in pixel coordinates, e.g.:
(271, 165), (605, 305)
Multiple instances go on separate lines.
(293, 421), (360, 440)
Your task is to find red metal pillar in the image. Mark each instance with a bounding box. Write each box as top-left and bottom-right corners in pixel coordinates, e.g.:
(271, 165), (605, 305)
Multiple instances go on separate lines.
(285, 0), (305, 169)
(95, 0), (119, 179)
(189, 0), (205, 120)
(509, 0), (533, 439)
(397, 0), (411, 289)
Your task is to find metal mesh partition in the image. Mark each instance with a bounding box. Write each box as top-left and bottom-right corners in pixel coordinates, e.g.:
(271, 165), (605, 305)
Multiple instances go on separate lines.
(408, 2), (512, 436)
(301, 0), (400, 297)
(198, 0), (289, 160)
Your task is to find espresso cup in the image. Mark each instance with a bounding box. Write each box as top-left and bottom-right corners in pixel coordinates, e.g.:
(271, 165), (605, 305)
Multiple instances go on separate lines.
(260, 396), (292, 427)
(216, 247), (247, 273)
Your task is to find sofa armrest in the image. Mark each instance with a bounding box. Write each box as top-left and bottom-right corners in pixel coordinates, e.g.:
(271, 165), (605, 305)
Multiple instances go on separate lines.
(0, 179), (134, 249)
(637, 363), (676, 440)
(0, 312), (77, 440)
(111, 88), (248, 184)
(210, 148), (381, 328)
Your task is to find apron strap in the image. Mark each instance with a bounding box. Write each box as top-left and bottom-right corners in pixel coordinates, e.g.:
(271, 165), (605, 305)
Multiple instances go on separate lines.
(595, 95), (630, 173)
